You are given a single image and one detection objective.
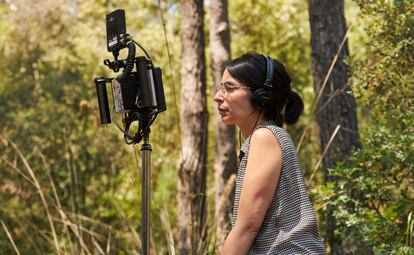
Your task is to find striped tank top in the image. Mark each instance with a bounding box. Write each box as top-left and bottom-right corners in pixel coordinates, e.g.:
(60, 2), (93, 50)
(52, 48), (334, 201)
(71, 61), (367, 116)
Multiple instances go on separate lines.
(232, 120), (326, 254)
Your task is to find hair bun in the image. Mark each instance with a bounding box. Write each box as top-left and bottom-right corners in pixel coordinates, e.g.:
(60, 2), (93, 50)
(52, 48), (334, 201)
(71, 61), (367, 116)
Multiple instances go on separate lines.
(284, 91), (304, 124)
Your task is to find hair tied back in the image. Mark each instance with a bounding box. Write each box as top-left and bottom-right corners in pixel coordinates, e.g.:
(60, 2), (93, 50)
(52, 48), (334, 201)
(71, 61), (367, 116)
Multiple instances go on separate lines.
(284, 90), (304, 125)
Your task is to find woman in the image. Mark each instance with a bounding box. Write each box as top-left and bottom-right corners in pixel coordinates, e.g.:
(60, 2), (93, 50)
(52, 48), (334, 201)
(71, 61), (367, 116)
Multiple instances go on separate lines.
(215, 52), (326, 254)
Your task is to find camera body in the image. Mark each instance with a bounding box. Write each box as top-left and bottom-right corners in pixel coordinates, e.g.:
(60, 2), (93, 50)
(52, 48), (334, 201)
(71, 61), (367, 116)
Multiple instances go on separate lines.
(111, 57), (165, 113)
(95, 9), (166, 127)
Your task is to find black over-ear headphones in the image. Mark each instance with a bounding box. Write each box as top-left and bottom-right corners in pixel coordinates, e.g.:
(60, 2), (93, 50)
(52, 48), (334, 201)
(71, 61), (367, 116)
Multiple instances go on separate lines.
(251, 55), (274, 111)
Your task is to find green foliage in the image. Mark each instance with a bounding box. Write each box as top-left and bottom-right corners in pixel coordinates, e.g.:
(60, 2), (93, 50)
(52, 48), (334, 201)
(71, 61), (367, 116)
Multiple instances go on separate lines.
(352, 0), (414, 126)
(0, 1), (130, 253)
(329, 124), (414, 253)
(0, 0), (181, 254)
(229, 0), (311, 92)
(326, 0), (414, 253)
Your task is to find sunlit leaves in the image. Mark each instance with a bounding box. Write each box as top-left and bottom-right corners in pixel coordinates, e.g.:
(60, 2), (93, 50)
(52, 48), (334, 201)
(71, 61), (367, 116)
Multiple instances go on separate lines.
(326, 1), (414, 252)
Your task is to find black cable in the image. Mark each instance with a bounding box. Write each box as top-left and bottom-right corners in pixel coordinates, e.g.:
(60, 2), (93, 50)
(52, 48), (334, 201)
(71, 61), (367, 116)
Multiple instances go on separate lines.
(111, 106), (135, 140)
(117, 110), (158, 144)
(133, 113), (158, 143)
(132, 40), (151, 60)
(116, 41), (136, 82)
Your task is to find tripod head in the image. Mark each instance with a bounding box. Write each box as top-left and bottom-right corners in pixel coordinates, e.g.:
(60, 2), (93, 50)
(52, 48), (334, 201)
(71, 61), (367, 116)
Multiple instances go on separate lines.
(94, 9), (166, 144)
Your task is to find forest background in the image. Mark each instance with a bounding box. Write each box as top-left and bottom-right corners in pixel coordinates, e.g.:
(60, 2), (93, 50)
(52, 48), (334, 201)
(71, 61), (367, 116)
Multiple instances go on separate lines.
(0, 0), (413, 254)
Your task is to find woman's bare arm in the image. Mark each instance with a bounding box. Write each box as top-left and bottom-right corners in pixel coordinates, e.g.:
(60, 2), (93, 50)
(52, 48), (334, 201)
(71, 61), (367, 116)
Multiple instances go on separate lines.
(221, 128), (282, 255)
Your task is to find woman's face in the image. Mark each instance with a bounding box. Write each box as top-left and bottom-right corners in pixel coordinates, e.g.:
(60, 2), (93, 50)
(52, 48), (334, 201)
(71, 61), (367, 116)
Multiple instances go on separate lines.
(214, 69), (257, 125)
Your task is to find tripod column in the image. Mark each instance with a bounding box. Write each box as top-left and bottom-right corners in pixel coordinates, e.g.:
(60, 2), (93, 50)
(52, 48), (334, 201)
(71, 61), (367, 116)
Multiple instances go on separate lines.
(141, 132), (152, 255)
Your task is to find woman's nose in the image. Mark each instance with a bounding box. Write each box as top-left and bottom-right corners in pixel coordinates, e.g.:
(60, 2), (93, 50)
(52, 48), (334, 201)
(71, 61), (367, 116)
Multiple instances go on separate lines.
(214, 89), (224, 103)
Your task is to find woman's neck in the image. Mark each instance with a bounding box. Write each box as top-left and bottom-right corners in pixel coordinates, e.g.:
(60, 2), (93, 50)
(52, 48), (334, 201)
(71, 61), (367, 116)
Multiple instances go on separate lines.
(238, 112), (267, 139)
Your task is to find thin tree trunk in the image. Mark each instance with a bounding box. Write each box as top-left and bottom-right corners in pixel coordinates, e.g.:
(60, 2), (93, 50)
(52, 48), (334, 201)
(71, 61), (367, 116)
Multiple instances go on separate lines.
(208, 0), (237, 251)
(177, 0), (208, 254)
(308, 1), (359, 254)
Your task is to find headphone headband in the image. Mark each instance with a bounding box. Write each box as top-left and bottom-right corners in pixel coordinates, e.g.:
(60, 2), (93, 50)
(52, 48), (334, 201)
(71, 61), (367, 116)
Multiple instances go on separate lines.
(263, 55), (273, 89)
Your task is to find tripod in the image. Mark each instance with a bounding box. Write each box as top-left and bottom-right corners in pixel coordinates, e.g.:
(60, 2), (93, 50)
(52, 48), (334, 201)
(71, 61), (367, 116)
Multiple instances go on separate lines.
(138, 129), (152, 255)
(129, 115), (154, 255)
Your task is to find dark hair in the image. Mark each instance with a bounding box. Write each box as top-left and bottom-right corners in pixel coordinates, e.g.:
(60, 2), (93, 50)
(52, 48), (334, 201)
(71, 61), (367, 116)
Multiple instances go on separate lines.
(226, 52), (304, 126)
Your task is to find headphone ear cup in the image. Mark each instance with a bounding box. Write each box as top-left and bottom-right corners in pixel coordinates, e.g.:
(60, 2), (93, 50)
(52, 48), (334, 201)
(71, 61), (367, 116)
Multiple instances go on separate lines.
(251, 88), (273, 111)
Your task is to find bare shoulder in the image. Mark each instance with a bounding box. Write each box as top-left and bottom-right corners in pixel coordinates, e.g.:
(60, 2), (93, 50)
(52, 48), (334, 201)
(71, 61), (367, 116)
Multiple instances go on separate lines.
(250, 127), (281, 150)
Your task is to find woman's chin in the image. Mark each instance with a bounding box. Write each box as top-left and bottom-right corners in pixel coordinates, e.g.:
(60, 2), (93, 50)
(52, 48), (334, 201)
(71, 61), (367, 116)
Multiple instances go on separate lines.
(220, 116), (234, 125)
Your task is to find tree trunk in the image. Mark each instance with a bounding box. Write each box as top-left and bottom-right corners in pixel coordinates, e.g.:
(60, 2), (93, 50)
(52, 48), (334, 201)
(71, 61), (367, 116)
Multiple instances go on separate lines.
(308, 1), (359, 254)
(177, 0), (208, 254)
(208, 0), (237, 251)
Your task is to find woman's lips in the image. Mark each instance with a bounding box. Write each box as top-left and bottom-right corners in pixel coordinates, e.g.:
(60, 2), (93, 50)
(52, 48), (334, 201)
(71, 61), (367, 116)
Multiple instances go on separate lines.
(218, 108), (228, 115)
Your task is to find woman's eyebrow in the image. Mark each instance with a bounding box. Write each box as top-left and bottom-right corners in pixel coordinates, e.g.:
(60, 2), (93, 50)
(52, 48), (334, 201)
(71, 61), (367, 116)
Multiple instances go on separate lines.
(221, 81), (238, 86)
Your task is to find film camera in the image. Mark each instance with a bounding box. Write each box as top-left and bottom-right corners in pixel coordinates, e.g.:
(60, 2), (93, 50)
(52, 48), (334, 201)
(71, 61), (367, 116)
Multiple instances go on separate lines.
(95, 9), (166, 144)
(94, 10), (165, 254)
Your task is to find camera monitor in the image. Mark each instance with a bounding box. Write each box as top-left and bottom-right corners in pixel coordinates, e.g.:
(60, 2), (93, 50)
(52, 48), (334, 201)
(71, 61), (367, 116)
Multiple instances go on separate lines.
(106, 9), (127, 53)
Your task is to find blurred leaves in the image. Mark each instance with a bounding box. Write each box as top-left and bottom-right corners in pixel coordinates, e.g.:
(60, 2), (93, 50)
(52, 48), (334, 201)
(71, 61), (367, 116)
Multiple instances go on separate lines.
(0, 0), (179, 254)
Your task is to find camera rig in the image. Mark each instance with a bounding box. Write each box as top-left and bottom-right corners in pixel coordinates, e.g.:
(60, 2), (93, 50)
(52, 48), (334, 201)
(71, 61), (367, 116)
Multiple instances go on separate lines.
(95, 9), (166, 144)
(94, 9), (166, 255)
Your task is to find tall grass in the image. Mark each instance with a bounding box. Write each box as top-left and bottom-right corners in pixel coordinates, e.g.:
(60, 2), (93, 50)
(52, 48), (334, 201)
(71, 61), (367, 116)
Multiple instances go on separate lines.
(1, 134), (221, 255)
(1, 136), (146, 254)
(407, 212), (414, 248)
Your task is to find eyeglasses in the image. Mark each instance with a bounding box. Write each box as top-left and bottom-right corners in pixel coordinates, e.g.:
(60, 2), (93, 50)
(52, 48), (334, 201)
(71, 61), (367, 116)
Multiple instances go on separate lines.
(217, 82), (250, 96)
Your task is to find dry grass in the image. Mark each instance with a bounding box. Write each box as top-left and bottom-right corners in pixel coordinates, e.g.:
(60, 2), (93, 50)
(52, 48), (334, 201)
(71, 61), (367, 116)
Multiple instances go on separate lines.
(0, 135), (145, 254)
(1, 220), (21, 255)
